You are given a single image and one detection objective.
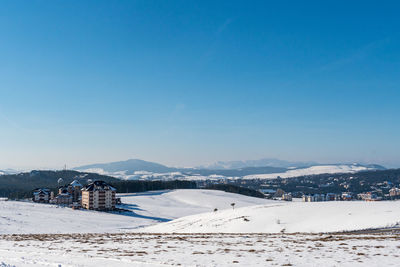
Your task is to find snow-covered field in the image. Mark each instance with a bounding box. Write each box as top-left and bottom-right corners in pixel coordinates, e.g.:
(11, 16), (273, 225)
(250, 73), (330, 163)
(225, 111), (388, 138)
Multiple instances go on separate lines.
(119, 189), (272, 221)
(3, 192), (399, 235)
(1, 190), (400, 266)
(144, 200), (400, 233)
(0, 190), (271, 234)
(1, 232), (400, 266)
(0, 201), (150, 234)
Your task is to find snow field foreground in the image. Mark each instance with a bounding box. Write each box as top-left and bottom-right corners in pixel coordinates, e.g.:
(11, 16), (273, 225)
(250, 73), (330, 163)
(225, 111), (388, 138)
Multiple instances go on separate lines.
(1, 232), (399, 267)
(143, 201), (400, 233)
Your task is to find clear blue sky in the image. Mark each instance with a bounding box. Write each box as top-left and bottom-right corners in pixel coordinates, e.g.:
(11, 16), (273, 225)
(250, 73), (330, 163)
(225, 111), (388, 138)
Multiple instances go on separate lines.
(0, 0), (399, 169)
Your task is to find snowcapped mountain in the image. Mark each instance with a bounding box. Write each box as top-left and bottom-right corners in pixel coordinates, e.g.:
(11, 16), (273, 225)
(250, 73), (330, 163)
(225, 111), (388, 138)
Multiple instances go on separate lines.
(74, 159), (385, 181)
(0, 169), (18, 175)
(243, 163), (385, 179)
(74, 159), (176, 177)
(197, 158), (316, 169)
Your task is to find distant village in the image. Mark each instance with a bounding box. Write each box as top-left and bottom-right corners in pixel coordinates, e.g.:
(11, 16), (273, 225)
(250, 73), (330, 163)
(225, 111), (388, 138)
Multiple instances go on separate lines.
(197, 172), (400, 202)
(33, 180), (120, 211)
(272, 188), (400, 202)
(260, 177), (400, 202)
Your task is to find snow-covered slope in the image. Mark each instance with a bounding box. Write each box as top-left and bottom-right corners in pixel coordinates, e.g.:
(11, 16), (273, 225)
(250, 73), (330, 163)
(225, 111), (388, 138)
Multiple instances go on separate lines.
(119, 189), (272, 220)
(143, 200), (400, 233)
(0, 200), (151, 234)
(0, 190), (271, 234)
(244, 164), (377, 179)
(0, 169), (18, 175)
(5, 189), (398, 236)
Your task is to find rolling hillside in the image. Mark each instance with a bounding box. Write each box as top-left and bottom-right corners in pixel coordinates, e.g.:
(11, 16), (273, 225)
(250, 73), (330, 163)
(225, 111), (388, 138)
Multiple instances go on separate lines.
(119, 189), (272, 221)
(143, 200), (400, 233)
(0, 189), (271, 234)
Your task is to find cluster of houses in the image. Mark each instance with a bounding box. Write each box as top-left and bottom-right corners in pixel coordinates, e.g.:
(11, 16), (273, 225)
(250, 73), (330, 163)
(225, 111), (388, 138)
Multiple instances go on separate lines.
(357, 192), (382, 201)
(274, 190), (400, 202)
(33, 180), (117, 211)
(356, 187), (400, 201)
(286, 188), (400, 202)
(259, 180), (400, 202)
(281, 193), (292, 201)
(302, 193), (341, 202)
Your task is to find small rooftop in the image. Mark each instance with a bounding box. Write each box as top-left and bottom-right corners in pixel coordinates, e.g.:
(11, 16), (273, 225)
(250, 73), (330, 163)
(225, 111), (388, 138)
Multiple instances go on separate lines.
(82, 180), (116, 192)
(33, 188), (50, 195)
(70, 180), (83, 187)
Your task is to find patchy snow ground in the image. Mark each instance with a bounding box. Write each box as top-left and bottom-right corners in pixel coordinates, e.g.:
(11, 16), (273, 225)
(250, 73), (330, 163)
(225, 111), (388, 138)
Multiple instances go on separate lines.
(143, 201), (400, 233)
(1, 232), (400, 266)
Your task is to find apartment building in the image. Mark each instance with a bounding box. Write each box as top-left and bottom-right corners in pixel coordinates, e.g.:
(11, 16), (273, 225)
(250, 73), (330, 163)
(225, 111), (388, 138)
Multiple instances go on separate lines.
(81, 180), (116, 210)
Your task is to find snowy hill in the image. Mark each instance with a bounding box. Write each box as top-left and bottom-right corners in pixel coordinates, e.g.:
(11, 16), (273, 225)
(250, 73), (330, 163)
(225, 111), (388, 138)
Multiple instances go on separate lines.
(2, 192), (400, 267)
(119, 189), (272, 220)
(4, 190), (400, 235)
(243, 164), (380, 179)
(0, 200), (150, 234)
(0, 190), (270, 234)
(143, 200), (400, 233)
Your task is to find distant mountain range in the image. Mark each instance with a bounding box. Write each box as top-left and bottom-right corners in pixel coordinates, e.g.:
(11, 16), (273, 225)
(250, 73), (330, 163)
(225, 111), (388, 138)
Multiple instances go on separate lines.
(196, 158), (317, 169)
(0, 159), (389, 198)
(75, 159), (176, 174)
(0, 169), (18, 175)
(73, 159), (386, 181)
